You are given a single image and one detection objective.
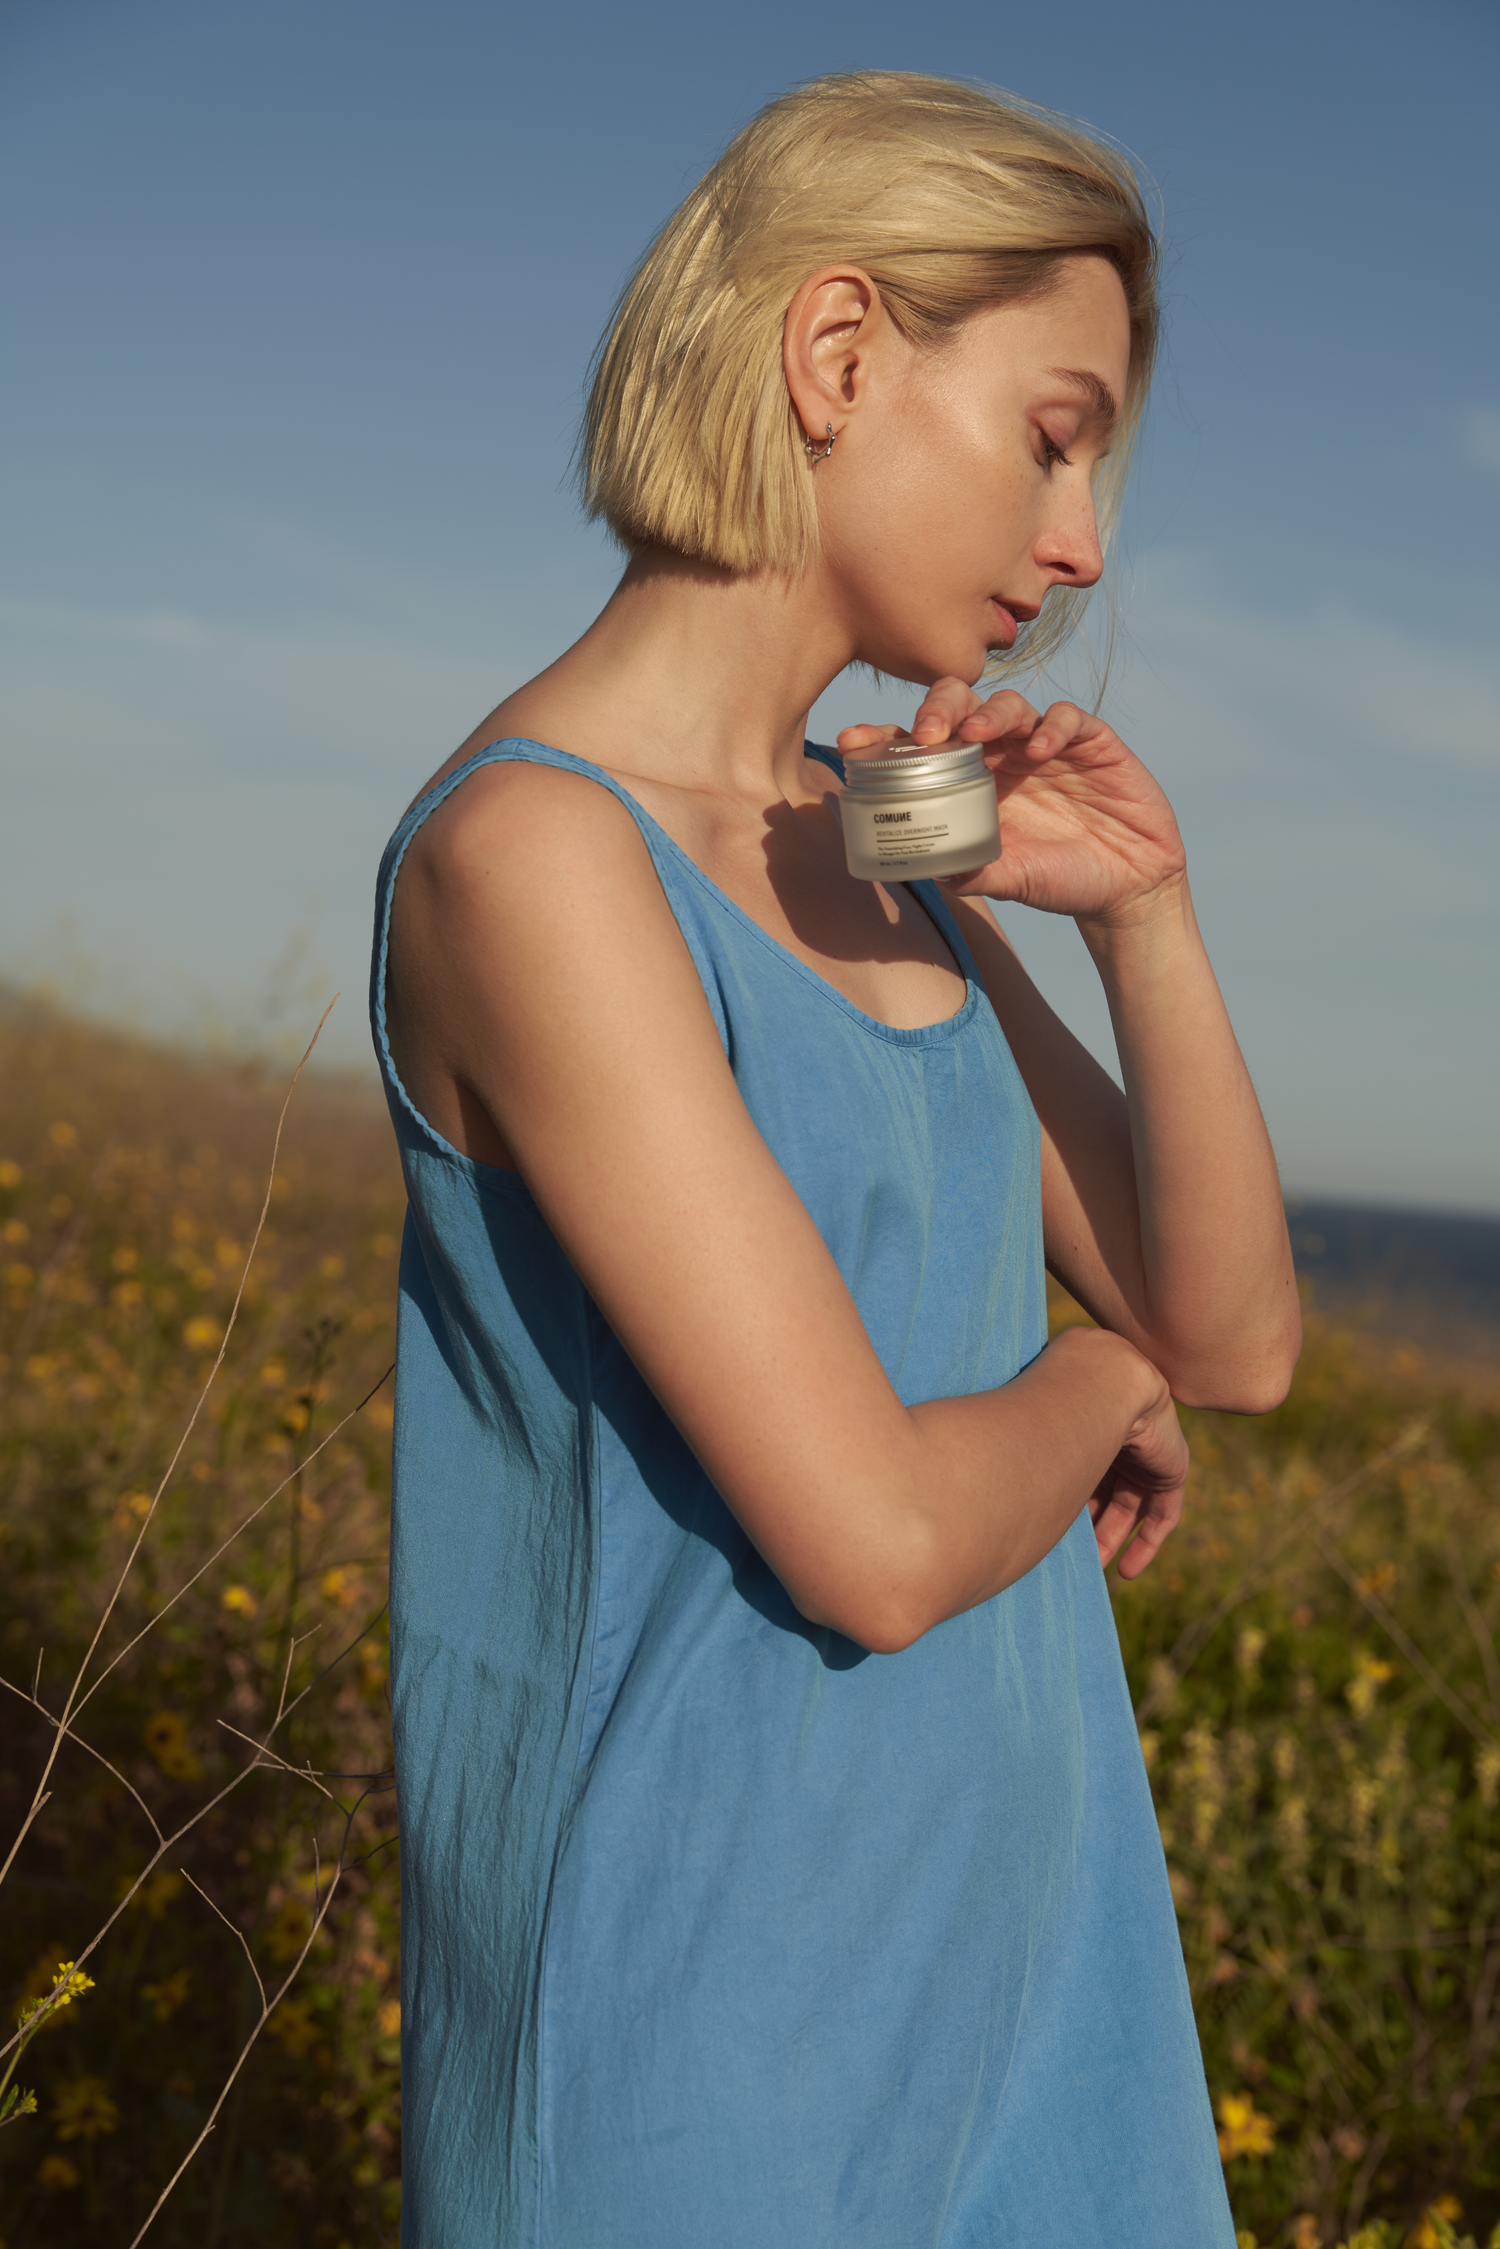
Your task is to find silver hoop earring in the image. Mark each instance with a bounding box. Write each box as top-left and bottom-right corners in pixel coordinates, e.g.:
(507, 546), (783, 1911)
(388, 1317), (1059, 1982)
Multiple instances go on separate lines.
(802, 422), (835, 464)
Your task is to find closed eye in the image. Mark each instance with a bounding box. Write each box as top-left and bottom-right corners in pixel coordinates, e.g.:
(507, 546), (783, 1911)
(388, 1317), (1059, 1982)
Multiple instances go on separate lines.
(1039, 432), (1073, 470)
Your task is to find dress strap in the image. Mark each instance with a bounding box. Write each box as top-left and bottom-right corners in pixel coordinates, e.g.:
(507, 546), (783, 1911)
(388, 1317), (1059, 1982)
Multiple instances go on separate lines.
(369, 738), (731, 1159)
(803, 740), (847, 784)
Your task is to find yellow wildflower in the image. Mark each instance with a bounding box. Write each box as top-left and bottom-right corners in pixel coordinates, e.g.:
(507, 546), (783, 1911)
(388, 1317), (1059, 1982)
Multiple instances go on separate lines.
(221, 1582), (258, 1619)
(143, 1711), (203, 1781)
(1216, 2089), (1275, 2159)
(48, 1121), (78, 1150)
(1477, 1742), (1500, 1811)
(1347, 1650), (1396, 1720)
(37, 2153), (81, 2190)
(0, 1156), (22, 1186)
(4, 1261), (36, 1289)
(320, 1566), (357, 1610)
(259, 1357), (287, 1389)
(141, 1967), (191, 2022)
(181, 1314), (220, 1354)
(265, 1895), (314, 1962)
(376, 1996), (401, 2038)
(19, 1960), (95, 2031)
(358, 1638), (389, 1699)
(320, 1252), (345, 1280)
(53, 2074), (120, 2141)
(1405, 2199), (1464, 2249)
(266, 1996), (318, 2058)
(1290, 2216), (1322, 2249)
(130, 1868), (185, 1918)
(1235, 1625), (1266, 1679)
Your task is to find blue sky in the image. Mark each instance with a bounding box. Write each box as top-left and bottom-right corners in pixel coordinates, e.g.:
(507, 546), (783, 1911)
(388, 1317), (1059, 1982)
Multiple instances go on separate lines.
(2, 0), (1496, 1209)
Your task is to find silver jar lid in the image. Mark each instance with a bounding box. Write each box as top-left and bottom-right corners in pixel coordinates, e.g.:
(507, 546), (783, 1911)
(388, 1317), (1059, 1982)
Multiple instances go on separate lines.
(840, 740), (991, 795)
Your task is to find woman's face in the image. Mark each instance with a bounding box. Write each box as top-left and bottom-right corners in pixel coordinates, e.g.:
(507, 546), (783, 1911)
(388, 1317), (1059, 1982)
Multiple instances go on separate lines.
(814, 254), (1132, 686)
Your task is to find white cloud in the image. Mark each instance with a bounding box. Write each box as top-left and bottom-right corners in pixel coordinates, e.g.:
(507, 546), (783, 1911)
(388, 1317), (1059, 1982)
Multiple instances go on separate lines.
(4, 570), (1498, 1205)
(814, 554), (1499, 1209)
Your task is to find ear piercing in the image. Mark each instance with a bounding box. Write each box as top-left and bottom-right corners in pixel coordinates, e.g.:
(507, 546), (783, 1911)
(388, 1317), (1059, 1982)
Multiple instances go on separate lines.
(802, 422), (836, 463)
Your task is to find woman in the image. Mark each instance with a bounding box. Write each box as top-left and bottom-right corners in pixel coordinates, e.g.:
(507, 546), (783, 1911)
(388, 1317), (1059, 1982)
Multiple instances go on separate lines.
(373, 70), (1299, 2247)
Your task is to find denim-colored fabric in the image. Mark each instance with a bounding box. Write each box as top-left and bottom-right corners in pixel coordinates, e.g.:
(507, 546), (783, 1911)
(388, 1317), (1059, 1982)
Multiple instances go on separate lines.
(370, 739), (1233, 2248)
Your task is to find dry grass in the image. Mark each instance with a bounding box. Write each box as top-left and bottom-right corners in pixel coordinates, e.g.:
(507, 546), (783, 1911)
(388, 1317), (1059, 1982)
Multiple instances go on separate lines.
(2, 992), (1498, 2245)
(0, 994), (404, 2245)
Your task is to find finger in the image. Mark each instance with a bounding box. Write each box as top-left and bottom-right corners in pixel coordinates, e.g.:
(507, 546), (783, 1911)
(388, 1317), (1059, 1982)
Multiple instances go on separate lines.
(835, 722), (913, 758)
(908, 676), (983, 745)
(1025, 699), (1100, 762)
(1113, 1502), (1181, 1579)
(954, 689), (1042, 742)
(1111, 1476), (1185, 1578)
(1090, 1487), (1147, 1570)
(938, 856), (1009, 900)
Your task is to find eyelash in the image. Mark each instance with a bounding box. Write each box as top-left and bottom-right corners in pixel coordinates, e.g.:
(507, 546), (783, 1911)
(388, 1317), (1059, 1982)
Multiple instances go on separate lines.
(1039, 433), (1073, 470)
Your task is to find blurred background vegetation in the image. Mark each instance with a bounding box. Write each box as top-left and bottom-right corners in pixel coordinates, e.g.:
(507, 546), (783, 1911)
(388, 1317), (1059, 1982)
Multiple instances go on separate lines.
(1, 994), (1497, 2247)
(0, 997), (402, 2246)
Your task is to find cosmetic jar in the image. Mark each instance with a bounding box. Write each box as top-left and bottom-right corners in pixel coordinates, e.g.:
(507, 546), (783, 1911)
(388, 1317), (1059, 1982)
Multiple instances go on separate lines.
(839, 741), (1001, 883)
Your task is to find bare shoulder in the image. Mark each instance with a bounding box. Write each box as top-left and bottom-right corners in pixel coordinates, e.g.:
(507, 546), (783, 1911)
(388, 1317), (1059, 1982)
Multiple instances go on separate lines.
(393, 759), (696, 997)
(403, 757), (655, 896)
(386, 757), (717, 1167)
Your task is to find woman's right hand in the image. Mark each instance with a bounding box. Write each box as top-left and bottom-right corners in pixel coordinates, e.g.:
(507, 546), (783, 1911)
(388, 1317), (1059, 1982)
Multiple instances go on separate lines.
(1087, 1376), (1189, 1579)
(388, 759), (1192, 1653)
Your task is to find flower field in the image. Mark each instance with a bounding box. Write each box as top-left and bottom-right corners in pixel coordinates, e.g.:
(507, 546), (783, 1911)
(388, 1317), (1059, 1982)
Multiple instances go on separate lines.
(1, 994), (1498, 2245)
(0, 997), (404, 2245)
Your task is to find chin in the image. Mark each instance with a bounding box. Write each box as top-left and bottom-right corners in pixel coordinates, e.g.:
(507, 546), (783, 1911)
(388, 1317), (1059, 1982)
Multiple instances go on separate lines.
(850, 614), (992, 690)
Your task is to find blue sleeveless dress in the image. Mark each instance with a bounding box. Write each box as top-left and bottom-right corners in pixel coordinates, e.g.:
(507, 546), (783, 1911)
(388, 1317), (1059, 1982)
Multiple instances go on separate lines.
(370, 740), (1233, 2248)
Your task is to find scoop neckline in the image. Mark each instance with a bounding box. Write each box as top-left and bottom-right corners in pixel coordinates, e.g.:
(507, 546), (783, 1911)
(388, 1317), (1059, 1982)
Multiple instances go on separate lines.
(439, 737), (983, 1049)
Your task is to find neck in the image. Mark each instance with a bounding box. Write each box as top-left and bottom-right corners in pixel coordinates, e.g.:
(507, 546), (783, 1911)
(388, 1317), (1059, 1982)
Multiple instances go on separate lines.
(506, 545), (858, 802)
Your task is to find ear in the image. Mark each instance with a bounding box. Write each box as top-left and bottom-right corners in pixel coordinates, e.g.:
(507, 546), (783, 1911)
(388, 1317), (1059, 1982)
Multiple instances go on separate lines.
(783, 268), (893, 445)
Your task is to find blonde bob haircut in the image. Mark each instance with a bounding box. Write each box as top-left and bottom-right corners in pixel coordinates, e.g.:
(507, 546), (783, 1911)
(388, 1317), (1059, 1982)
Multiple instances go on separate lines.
(581, 71), (1159, 671)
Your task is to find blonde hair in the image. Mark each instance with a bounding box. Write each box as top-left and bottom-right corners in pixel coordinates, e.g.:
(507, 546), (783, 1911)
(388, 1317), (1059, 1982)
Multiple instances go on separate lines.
(580, 71), (1159, 671)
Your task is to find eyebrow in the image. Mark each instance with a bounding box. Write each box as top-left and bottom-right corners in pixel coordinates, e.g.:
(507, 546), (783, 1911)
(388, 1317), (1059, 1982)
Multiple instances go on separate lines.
(1047, 368), (1120, 428)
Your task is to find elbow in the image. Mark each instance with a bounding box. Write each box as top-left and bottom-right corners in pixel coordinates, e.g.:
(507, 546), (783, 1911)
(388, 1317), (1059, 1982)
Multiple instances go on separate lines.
(793, 1584), (934, 1657)
(1178, 1371), (1293, 1418)
(789, 1524), (954, 1657)
(1169, 1308), (1303, 1417)
(851, 1602), (933, 1657)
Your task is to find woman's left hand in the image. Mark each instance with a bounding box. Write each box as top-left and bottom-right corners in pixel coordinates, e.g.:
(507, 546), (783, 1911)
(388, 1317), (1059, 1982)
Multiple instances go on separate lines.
(838, 676), (1187, 925)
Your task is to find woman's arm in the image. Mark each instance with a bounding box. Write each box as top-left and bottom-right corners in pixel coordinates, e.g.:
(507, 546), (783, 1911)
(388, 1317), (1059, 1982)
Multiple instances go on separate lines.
(385, 760), (1188, 1655)
(841, 683), (1302, 1414)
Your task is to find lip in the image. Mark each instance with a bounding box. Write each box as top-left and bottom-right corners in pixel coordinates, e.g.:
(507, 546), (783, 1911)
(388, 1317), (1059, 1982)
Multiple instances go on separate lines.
(988, 596), (1039, 647)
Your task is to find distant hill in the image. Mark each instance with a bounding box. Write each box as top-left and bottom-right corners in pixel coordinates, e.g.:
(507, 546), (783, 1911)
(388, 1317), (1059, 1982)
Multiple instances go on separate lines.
(1285, 1193), (1500, 1352)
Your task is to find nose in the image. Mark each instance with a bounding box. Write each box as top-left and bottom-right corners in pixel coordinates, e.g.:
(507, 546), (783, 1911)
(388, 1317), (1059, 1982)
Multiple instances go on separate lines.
(1035, 485), (1104, 590)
